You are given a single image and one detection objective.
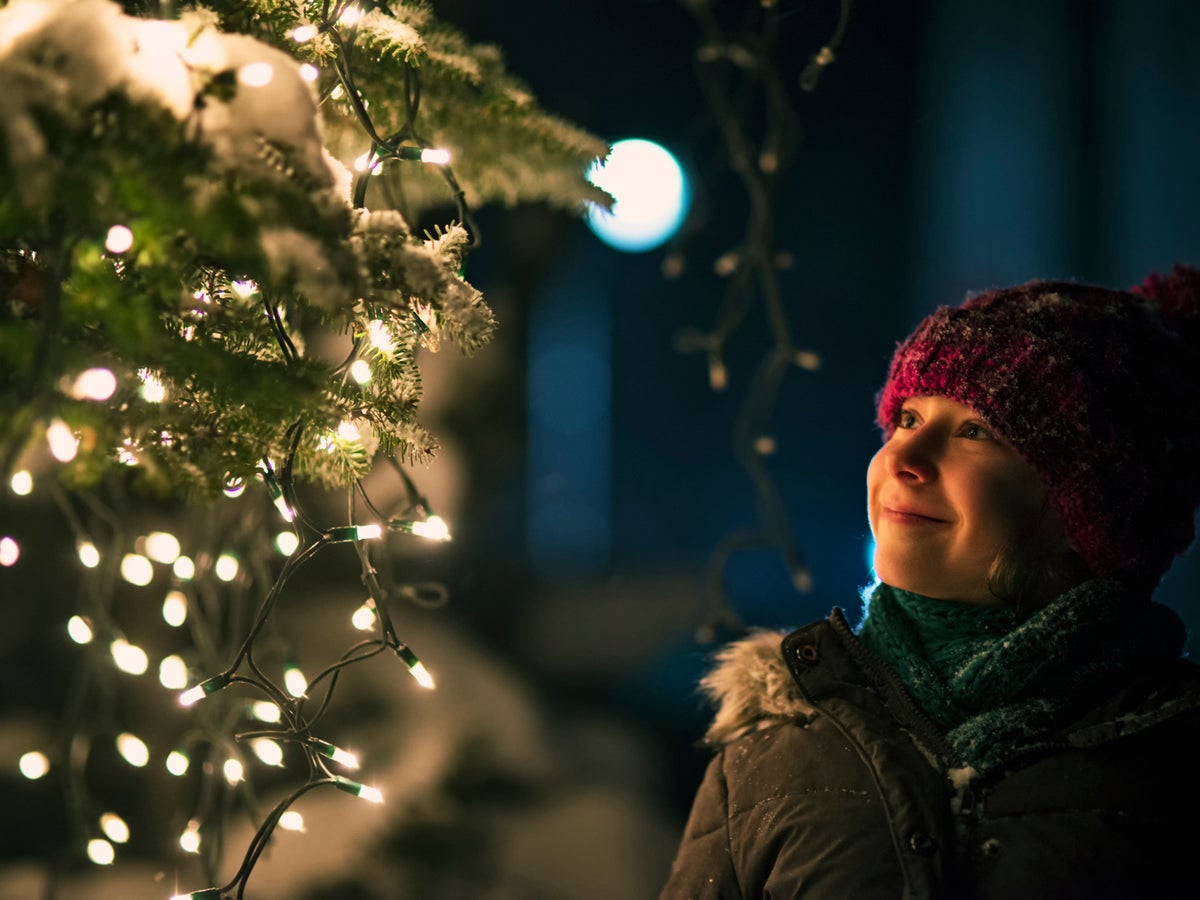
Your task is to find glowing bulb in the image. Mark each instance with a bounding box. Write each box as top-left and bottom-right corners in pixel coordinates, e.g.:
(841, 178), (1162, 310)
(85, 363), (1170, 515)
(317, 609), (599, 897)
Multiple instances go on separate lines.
(71, 367), (117, 400)
(337, 420), (360, 441)
(251, 701), (281, 723)
(275, 531), (299, 556)
(348, 358), (372, 384)
(67, 615), (93, 644)
(99, 812), (130, 844)
(46, 419), (79, 462)
(173, 555), (195, 580)
(166, 750), (189, 776)
(116, 733), (149, 767)
(292, 24), (318, 42)
(10, 469), (33, 495)
(0, 536), (18, 566)
(366, 319), (395, 353)
(299, 63), (319, 83)
(339, 6), (363, 26)
(223, 476), (246, 498)
(77, 541), (100, 568)
(283, 663), (307, 698)
(137, 368), (165, 402)
(179, 673), (230, 706)
(586, 138), (691, 252)
(159, 654), (189, 690)
(223, 757), (244, 785)
(313, 739), (359, 769)
(104, 225), (133, 254)
(214, 553), (239, 582)
(251, 738), (284, 767)
(143, 531), (180, 563)
(330, 83), (345, 100)
(332, 775), (382, 803)
(278, 810), (305, 832)
(351, 602), (376, 631)
(120, 553), (154, 586)
(162, 590), (187, 627)
(179, 821), (201, 853)
(87, 837), (115, 865)
(395, 644), (436, 689)
(230, 279), (257, 298)
(19, 751), (49, 779)
(237, 62), (273, 87)
(111, 638), (149, 675)
(396, 515), (451, 541)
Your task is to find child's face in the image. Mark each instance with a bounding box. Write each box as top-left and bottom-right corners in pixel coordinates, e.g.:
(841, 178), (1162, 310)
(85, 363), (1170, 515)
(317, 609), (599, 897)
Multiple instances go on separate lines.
(866, 395), (1069, 604)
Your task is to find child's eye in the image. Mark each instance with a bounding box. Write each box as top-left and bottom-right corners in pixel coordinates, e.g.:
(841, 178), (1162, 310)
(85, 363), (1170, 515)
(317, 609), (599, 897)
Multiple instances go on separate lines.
(897, 409), (918, 429)
(962, 422), (992, 441)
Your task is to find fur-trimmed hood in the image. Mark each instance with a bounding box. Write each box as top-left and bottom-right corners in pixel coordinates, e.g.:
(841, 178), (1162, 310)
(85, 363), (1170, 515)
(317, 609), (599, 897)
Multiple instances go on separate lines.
(700, 630), (815, 745)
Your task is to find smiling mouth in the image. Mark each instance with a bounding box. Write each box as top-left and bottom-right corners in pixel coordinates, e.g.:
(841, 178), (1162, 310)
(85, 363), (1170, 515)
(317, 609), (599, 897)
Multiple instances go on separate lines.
(881, 507), (949, 525)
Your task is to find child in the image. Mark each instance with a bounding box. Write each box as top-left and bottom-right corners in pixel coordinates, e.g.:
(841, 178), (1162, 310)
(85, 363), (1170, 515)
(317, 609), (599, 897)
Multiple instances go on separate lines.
(661, 266), (1200, 899)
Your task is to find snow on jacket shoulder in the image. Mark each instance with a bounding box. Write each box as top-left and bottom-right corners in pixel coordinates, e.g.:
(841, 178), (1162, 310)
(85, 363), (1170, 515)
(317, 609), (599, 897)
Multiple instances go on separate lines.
(659, 610), (1200, 900)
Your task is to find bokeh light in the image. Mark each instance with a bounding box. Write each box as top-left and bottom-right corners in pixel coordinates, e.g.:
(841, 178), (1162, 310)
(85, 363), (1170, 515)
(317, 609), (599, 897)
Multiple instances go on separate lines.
(585, 138), (690, 252)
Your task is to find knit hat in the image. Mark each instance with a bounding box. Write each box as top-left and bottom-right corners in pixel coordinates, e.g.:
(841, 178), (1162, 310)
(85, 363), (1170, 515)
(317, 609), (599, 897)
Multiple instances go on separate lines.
(876, 264), (1200, 591)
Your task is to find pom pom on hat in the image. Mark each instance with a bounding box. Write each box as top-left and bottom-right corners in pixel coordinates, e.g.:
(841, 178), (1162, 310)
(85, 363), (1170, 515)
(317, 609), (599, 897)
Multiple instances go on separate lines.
(876, 265), (1200, 591)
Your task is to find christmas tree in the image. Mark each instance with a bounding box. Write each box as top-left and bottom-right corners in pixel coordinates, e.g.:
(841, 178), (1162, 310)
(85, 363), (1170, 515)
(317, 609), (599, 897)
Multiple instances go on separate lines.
(0, 0), (607, 895)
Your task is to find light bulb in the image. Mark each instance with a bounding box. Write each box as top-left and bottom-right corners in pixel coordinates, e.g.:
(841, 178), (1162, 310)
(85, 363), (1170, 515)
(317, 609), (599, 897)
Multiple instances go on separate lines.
(173, 555), (195, 580)
(395, 644), (436, 689)
(292, 24), (318, 42)
(299, 63), (319, 83)
(0, 536), (18, 567)
(166, 750), (189, 776)
(162, 590), (187, 627)
(71, 367), (117, 400)
(86, 837), (115, 865)
(366, 319), (395, 354)
(275, 531), (299, 556)
(179, 673), (231, 707)
(332, 775), (382, 803)
(279, 810), (305, 832)
(283, 663), (307, 698)
(179, 821), (201, 854)
(223, 757), (244, 785)
(351, 602), (376, 631)
(143, 531), (180, 563)
(116, 733), (149, 767)
(104, 225), (133, 254)
(19, 751), (49, 780)
(77, 541), (100, 568)
(137, 368), (166, 402)
(251, 738), (284, 767)
(99, 812), (129, 843)
(119, 553), (154, 586)
(349, 359), (371, 384)
(214, 553), (239, 582)
(111, 638), (149, 675)
(237, 62), (273, 87)
(10, 469), (33, 495)
(250, 701), (281, 723)
(159, 654), (189, 690)
(46, 419), (79, 462)
(67, 615), (93, 644)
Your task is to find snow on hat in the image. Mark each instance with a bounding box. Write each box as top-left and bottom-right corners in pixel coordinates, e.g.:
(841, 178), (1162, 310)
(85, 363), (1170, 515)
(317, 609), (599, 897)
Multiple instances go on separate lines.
(876, 264), (1200, 590)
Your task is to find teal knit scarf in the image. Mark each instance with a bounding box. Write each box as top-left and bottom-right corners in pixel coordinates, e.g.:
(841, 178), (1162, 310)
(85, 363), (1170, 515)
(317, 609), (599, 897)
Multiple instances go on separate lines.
(856, 580), (1185, 774)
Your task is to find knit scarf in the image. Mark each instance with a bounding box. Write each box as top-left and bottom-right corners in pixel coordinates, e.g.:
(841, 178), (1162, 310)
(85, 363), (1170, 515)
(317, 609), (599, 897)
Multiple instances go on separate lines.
(856, 579), (1185, 774)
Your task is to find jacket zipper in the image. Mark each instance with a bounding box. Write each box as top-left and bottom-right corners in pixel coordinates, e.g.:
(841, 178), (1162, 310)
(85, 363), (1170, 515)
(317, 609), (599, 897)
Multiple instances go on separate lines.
(827, 608), (959, 765)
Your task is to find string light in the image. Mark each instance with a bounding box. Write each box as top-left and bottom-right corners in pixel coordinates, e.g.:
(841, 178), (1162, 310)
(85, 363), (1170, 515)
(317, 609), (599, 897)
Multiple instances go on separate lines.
(104, 225), (133, 254)
(251, 738), (284, 767)
(299, 63), (319, 83)
(230, 279), (257, 299)
(325, 523), (382, 542)
(394, 644), (436, 689)
(99, 812), (130, 844)
(179, 820), (201, 854)
(110, 638), (149, 675)
(312, 738), (359, 769)
(351, 600), (377, 631)
(214, 552), (240, 582)
(250, 701), (281, 723)
(158, 654), (189, 690)
(291, 24), (318, 42)
(332, 775), (382, 803)
(260, 465), (295, 522)
(396, 145), (451, 165)
(67, 615), (94, 644)
(0, 536), (18, 566)
(162, 590), (188, 627)
(179, 673), (231, 707)
(283, 662), (307, 698)
(366, 319), (395, 354)
(142, 531), (181, 563)
(86, 837), (115, 865)
(349, 359), (372, 383)
(274, 531), (300, 556)
(338, 5), (364, 26)
(77, 541), (100, 568)
(223, 757), (244, 785)
(389, 514), (451, 541)
(137, 368), (166, 402)
(171, 891), (220, 900)
(46, 419), (78, 462)
(278, 810), (305, 832)
(9, 469), (33, 495)
(70, 367), (117, 400)
(119, 552), (154, 586)
(115, 733), (150, 768)
(172, 555), (195, 580)
(18, 751), (49, 780)
(223, 476), (246, 498)
(165, 750), (189, 776)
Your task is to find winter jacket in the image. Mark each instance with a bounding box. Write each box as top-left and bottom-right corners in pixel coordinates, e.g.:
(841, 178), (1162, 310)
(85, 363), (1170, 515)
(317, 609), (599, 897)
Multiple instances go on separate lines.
(660, 608), (1200, 899)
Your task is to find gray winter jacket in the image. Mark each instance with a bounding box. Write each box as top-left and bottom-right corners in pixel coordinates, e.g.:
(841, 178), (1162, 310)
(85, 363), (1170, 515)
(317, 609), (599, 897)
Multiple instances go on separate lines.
(660, 609), (1200, 899)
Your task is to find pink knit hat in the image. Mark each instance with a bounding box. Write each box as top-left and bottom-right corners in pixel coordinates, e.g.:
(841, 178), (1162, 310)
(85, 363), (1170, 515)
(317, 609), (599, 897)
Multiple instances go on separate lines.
(876, 265), (1200, 590)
